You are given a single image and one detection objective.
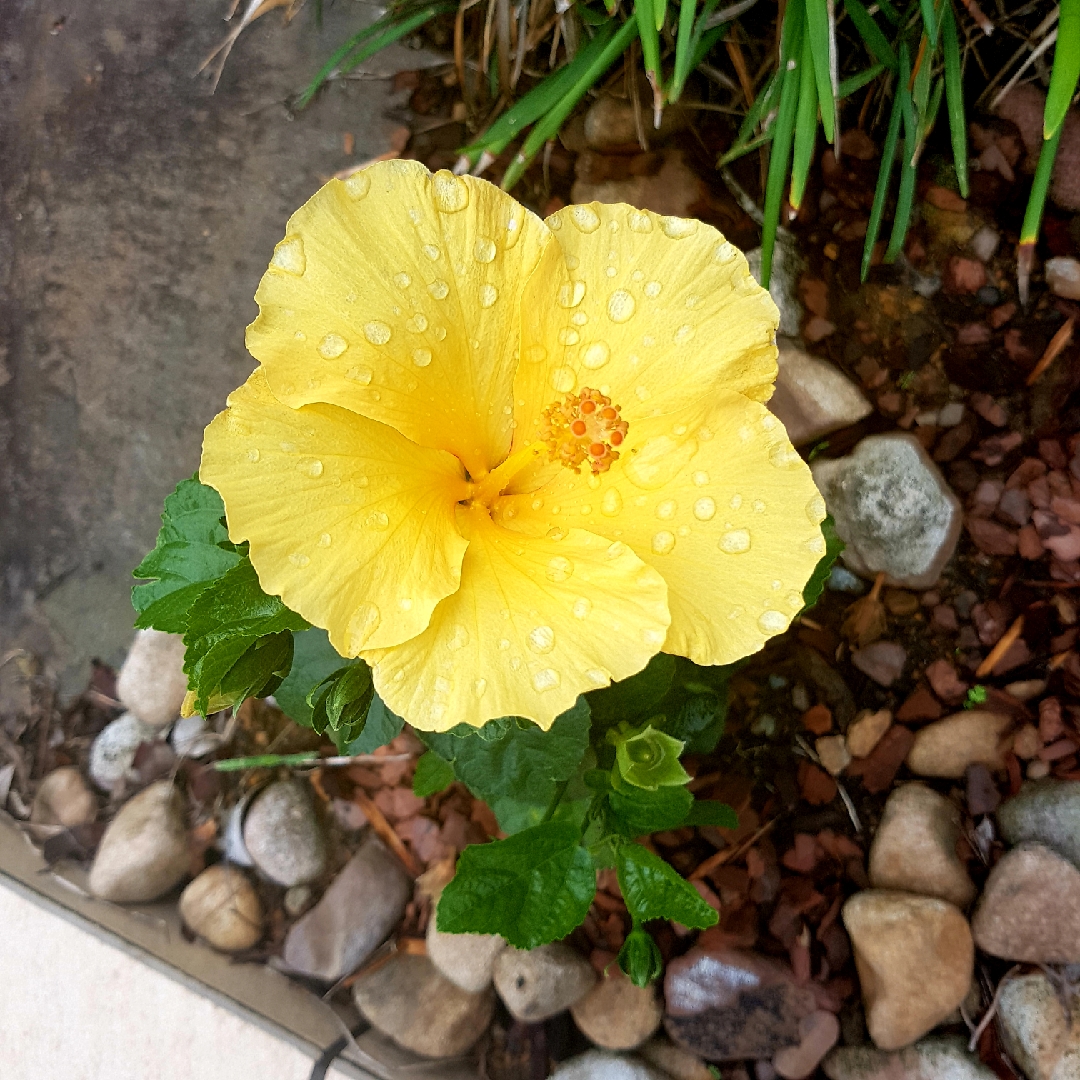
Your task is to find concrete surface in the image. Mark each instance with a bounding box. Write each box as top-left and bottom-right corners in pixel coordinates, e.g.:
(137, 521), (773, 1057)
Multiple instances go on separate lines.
(0, 0), (431, 695)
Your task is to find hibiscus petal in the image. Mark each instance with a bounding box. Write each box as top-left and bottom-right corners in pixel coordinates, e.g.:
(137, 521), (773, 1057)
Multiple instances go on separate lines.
(200, 367), (470, 653)
(363, 505), (670, 731)
(495, 392), (825, 666)
(247, 160), (551, 478)
(512, 203), (779, 452)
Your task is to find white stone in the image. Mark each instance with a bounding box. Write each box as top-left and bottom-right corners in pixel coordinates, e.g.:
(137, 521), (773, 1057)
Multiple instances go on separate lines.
(823, 1036), (999, 1079)
(748, 236), (805, 337)
(768, 339), (874, 446)
(969, 226), (1000, 262)
(170, 714), (218, 758)
(117, 629), (189, 729)
(938, 403), (966, 427)
(31, 767), (95, 828)
(243, 779), (327, 887)
(551, 1051), (667, 1080)
(1046, 256), (1080, 301)
(426, 914), (506, 992)
(811, 433), (962, 588)
(997, 974), (1080, 1080)
(494, 943), (596, 1022)
(88, 712), (158, 792)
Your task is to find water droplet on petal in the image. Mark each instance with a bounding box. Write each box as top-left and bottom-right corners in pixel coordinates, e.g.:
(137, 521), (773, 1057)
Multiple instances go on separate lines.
(730, 494), (742, 509)
(422, 244), (441, 261)
(271, 236), (305, 274)
(674, 324), (694, 344)
(474, 237), (496, 263)
(498, 638), (511, 651)
(524, 344), (547, 364)
(601, 489), (623, 517)
(769, 443), (801, 469)
(557, 328), (580, 345)
(582, 341), (610, 369)
(318, 532), (332, 547)
(294, 330), (306, 341)
(656, 499), (677, 520)
(806, 535), (826, 555)
(652, 531), (676, 555)
(546, 556), (573, 583)
(433, 326), (447, 341)
(643, 627), (666, 646)
(364, 510), (390, 531)
(344, 171), (371, 199)
(528, 626), (556, 653)
(558, 280), (587, 308)
(428, 279), (449, 300)
(586, 668), (608, 686)
(434, 675), (452, 694)
(393, 272), (411, 289)
(550, 367), (576, 393)
(473, 678), (488, 699)
(289, 552), (310, 567)
(569, 205), (600, 233)
(573, 597), (592, 619)
(693, 471), (710, 486)
(644, 281), (662, 298)
(753, 499), (766, 513)
(719, 529), (751, 553)
(246, 448), (260, 462)
(405, 314), (428, 333)
(607, 289), (636, 323)
(624, 435), (697, 490)
(628, 211), (653, 233)
(758, 609), (788, 634)
(345, 365), (373, 384)
(806, 494), (826, 523)
(694, 497), (716, 521)
(298, 457), (323, 478)
(447, 624), (470, 651)
(661, 216), (697, 238)
(606, 541), (627, 560)
(479, 284), (498, 308)
(713, 240), (736, 263)
(532, 667), (561, 691)
(412, 348), (432, 368)
(363, 322), (391, 345)
(346, 602), (381, 652)
(433, 171), (469, 212)
(787, 591), (804, 610)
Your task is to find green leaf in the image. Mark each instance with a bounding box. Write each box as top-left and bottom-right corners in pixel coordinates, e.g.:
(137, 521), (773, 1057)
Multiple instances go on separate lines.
(616, 842), (718, 929)
(607, 782), (693, 836)
(344, 692), (405, 755)
(588, 654), (676, 731)
(861, 67), (905, 281)
(274, 628), (345, 727)
(800, 514), (843, 612)
(613, 725), (691, 790)
(683, 800), (739, 828)
(217, 631), (294, 703)
(790, 25), (819, 212)
(665, 689), (728, 755)
(308, 662), (375, 752)
(618, 927), (664, 987)
(132, 477), (242, 633)
(413, 751), (456, 797)
(437, 820), (596, 948)
(182, 559), (309, 715)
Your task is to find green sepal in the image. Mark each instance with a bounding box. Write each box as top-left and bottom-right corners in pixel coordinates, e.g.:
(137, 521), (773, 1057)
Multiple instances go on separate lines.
(307, 661), (375, 752)
(611, 724), (691, 790)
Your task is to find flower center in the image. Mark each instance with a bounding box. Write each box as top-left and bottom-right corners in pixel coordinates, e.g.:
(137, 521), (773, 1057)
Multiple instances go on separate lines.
(540, 388), (628, 475)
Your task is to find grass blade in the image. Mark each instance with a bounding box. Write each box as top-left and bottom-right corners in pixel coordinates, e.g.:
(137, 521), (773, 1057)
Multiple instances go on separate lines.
(1045, 0), (1080, 138)
(636, 0), (664, 119)
(1018, 122), (1065, 304)
(720, 69), (782, 164)
(861, 70), (904, 279)
(760, 0), (806, 287)
(791, 27), (818, 211)
(842, 0), (897, 70)
(655, 0), (670, 30)
(502, 17), (639, 189)
(941, 0), (968, 196)
(671, 0), (699, 101)
(877, 0), (903, 23)
(839, 62), (885, 97)
(805, 0), (837, 144)
(885, 43), (916, 262)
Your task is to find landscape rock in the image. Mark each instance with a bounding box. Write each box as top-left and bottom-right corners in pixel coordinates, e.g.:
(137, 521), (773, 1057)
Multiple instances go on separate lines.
(88, 780), (190, 902)
(822, 1036), (998, 1079)
(170, 714), (218, 758)
(88, 712), (157, 792)
(552, 1051), (667, 1080)
(748, 236), (804, 337)
(571, 151), (707, 219)
(282, 838), (411, 981)
(638, 1037), (713, 1080)
(971, 843), (1080, 962)
(997, 974), (1080, 1080)
(664, 946), (817, 1060)
(869, 783), (976, 907)
(842, 890), (973, 1050)
(179, 865), (262, 951)
(243, 779), (327, 887)
(426, 915), (506, 992)
(997, 779), (1080, 867)
(816, 735), (852, 777)
(773, 1010), (840, 1079)
(905, 710), (1013, 778)
(811, 434), (962, 588)
(117, 629), (189, 729)
(847, 709), (892, 758)
(31, 767), (95, 828)
(352, 953), (494, 1059)
(768, 339), (873, 446)
(851, 642), (907, 687)
(571, 967), (663, 1050)
(1046, 257), (1080, 301)
(494, 943), (596, 1022)
(583, 95), (687, 150)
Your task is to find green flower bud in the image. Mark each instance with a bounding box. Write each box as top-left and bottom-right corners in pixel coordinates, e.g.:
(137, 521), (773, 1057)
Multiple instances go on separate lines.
(610, 723), (690, 790)
(617, 927), (664, 987)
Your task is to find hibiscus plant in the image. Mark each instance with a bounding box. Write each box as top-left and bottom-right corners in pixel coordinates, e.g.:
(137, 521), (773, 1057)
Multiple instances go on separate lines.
(132, 160), (838, 985)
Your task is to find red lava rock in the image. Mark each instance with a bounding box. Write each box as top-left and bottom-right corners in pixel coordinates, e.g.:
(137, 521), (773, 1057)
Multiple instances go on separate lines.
(969, 479), (1003, 516)
(877, 390), (903, 415)
(1039, 737), (1080, 761)
(1019, 521), (1045, 557)
(1052, 495), (1080, 525)
(801, 704), (833, 735)
(971, 392), (1009, 426)
(896, 686), (944, 723)
(925, 185), (967, 212)
(956, 322), (991, 345)
(1029, 476), (1051, 508)
(798, 277), (828, 318)
(989, 638), (1033, 676)
(782, 834), (824, 873)
(1039, 697), (1065, 742)
(932, 604), (959, 631)
(1045, 526), (1080, 561)
(1004, 329), (1038, 365)
(971, 431), (1024, 466)
(988, 303), (1018, 329)
(851, 642), (907, 687)
(798, 761), (838, 805)
(1008, 457), (1048, 489)
(933, 419), (975, 462)
(374, 786), (427, 821)
(1040, 439), (1068, 469)
(972, 601), (1010, 645)
(997, 487), (1033, 527)
(847, 725), (916, 793)
(944, 256), (987, 294)
(804, 316), (836, 343)
(925, 660), (969, 705)
(965, 515), (1019, 555)
(855, 356), (888, 388)
(966, 763), (1001, 815)
(841, 129), (877, 160)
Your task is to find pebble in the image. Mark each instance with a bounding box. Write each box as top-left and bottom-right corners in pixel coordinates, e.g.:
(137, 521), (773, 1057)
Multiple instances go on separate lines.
(851, 642), (907, 687)
(938, 402), (966, 428)
(815, 735), (851, 776)
(842, 890), (973, 1050)
(971, 842), (1080, 963)
(997, 974), (1080, 1080)
(811, 434), (961, 589)
(664, 946), (817, 1060)
(352, 953), (494, 1059)
(768, 339), (873, 447)
(571, 151), (707, 220)
(924, 660), (968, 705)
(583, 95), (687, 150)
(426, 915), (506, 992)
(943, 256), (987, 294)
(997, 779), (1080, 867)
(571, 967), (663, 1050)
(170, 714), (218, 758)
(494, 943), (596, 1022)
(242, 779), (327, 887)
(1046, 256), (1080, 301)
(827, 566), (866, 594)
(969, 226), (1000, 262)
(868, 784), (976, 907)
(283, 884), (312, 917)
(905, 710), (1014, 779)
(773, 1010), (840, 1079)
(283, 838), (411, 981)
(117, 629), (189, 729)
(88, 780), (190, 902)
(847, 709), (892, 758)
(30, 767), (95, 828)
(638, 1037), (713, 1080)
(822, 1036), (998, 1079)
(179, 865), (262, 951)
(552, 1051), (667, 1080)
(88, 712), (158, 792)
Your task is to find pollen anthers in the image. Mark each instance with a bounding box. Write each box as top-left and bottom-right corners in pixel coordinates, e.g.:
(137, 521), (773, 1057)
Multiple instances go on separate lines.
(541, 387), (628, 474)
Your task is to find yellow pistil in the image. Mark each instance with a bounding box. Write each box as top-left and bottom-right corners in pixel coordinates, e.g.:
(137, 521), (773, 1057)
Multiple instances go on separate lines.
(470, 440), (546, 506)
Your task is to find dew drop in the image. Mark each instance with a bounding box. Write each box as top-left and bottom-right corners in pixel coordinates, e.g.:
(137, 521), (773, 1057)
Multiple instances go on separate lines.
(271, 236), (306, 275)
(655, 499), (677, 520)
(652, 531), (676, 555)
(345, 365), (373, 384)
(405, 314), (428, 333)
(753, 499), (766, 513)
(364, 510), (390, 531)
(719, 529), (751, 554)
(692, 470), (710, 487)
(532, 667), (561, 691)
(586, 668), (608, 686)
(528, 626), (556, 653)
(363, 322), (391, 346)
(635, 385), (650, 402)
(344, 171), (371, 199)
(473, 678), (488, 699)
(558, 328), (580, 346)
(601, 489), (623, 517)
(569, 205), (600, 233)
(644, 281), (662, 298)
(346, 603), (381, 652)
(730, 494), (743, 509)
(550, 367), (576, 393)
(524, 344), (548, 364)
(643, 627), (666, 646)
(694, 497), (716, 521)
(628, 210), (653, 233)
(510, 657), (522, 671)
(393, 272), (411, 289)
(289, 552), (310, 567)
(572, 312), (588, 326)
(547, 527), (567, 540)
(674, 324), (694, 344)
(393, 670), (405, 682)
(298, 457), (324, 478)
(557, 280), (587, 308)
(246, 448), (261, 462)
(318, 532), (332, 547)
(769, 443), (801, 469)
(806, 494), (827, 523)
(531, 498), (544, 510)
(434, 675), (452, 694)
(422, 244), (441, 261)
(713, 240), (736, 263)
(411, 348), (432, 368)
(447, 624), (470, 651)
(607, 289), (636, 324)
(806, 535), (826, 555)
(582, 341), (610, 370)
(433, 326), (447, 341)
(294, 330), (306, 341)
(572, 597), (593, 620)
(471, 237), (497, 265)
(428, 279), (449, 300)
(606, 541), (627, 560)
(546, 556), (573, 583)
(479, 284), (498, 308)
(498, 638), (511, 651)
(579, 505), (591, 515)
(758, 610), (788, 634)
(605, 266), (617, 278)
(433, 171), (469, 212)
(661, 216), (697, 238)
(624, 435), (697, 490)
(787, 591), (804, 610)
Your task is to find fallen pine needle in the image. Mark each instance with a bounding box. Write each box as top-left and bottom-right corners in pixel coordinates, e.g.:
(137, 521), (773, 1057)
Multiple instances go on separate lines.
(690, 818), (775, 880)
(976, 615), (1025, 677)
(352, 788), (425, 877)
(1027, 318), (1074, 386)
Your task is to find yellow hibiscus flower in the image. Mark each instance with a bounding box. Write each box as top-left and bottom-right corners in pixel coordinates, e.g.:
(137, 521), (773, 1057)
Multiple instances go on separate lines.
(200, 159), (825, 732)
